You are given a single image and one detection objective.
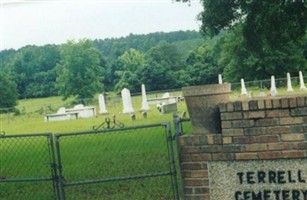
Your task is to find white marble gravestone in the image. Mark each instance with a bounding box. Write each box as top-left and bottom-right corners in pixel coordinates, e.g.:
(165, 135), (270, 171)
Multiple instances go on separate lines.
(270, 75), (277, 96)
(218, 74), (223, 84)
(240, 78), (248, 95)
(299, 71), (306, 90)
(141, 84), (150, 111)
(98, 93), (108, 114)
(121, 88), (135, 114)
(286, 72), (294, 92)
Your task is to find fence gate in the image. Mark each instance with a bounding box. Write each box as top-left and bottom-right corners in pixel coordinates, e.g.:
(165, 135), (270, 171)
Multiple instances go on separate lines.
(55, 122), (179, 200)
(0, 133), (59, 200)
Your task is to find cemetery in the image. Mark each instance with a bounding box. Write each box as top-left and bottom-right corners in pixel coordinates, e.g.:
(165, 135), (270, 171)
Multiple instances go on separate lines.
(1, 71), (307, 200)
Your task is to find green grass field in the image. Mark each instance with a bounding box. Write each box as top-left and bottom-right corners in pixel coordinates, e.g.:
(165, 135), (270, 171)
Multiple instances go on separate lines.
(1, 86), (306, 199)
(0, 91), (189, 134)
(0, 92), (187, 200)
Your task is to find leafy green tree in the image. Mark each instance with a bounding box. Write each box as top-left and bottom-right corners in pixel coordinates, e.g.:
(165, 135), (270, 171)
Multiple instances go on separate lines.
(219, 25), (306, 82)
(185, 40), (223, 85)
(113, 49), (145, 92)
(138, 42), (184, 90)
(196, 0), (307, 52)
(5, 45), (60, 98)
(56, 39), (104, 100)
(0, 72), (17, 110)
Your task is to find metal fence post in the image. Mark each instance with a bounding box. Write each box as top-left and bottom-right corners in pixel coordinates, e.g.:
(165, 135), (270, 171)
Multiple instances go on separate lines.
(165, 122), (180, 200)
(54, 135), (66, 200)
(173, 114), (186, 200)
(47, 133), (61, 200)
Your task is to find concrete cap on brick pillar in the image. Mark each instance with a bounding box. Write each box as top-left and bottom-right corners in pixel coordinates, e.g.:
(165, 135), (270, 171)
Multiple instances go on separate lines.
(182, 84), (231, 134)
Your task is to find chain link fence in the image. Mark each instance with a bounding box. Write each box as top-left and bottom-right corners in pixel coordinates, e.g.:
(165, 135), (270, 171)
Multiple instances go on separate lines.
(0, 123), (181, 200)
(55, 123), (179, 200)
(0, 133), (58, 200)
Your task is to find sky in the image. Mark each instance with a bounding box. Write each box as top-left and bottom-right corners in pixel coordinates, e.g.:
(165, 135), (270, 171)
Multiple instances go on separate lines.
(0, 0), (203, 50)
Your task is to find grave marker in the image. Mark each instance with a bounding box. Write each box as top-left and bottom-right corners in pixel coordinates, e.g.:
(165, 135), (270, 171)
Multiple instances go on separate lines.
(121, 88), (134, 114)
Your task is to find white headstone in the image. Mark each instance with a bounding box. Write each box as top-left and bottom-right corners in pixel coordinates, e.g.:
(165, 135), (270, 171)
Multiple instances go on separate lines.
(162, 92), (170, 98)
(57, 107), (66, 114)
(121, 88), (135, 114)
(74, 104), (84, 109)
(299, 71), (306, 90)
(218, 74), (223, 84)
(98, 94), (108, 114)
(286, 72), (293, 92)
(241, 78), (248, 95)
(141, 84), (150, 111)
(270, 75), (277, 96)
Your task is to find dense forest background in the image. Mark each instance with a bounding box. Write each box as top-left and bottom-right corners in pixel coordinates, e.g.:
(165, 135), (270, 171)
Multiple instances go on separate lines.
(0, 29), (306, 108)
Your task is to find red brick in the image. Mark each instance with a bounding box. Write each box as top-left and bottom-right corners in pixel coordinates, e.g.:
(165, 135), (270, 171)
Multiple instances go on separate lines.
(265, 99), (273, 109)
(227, 102), (234, 112)
(254, 135), (279, 143)
(280, 117), (303, 125)
(235, 152), (258, 160)
(184, 170), (208, 178)
(191, 154), (212, 162)
(281, 98), (289, 108)
(242, 101), (249, 111)
(222, 136), (232, 144)
(222, 128), (244, 136)
(266, 126), (290, 134)
(182, 163), (203, 170)
(268, 142), (289, 150)
(256, 118), (279, 127)
(257, 100), (265, 110)
(212, 153), (235, 160)
(272, 99), (281, 108)
(289, 97), (297, 108)
(282, 150), (305, 158)
(259, 151), (283, 159)
(185, 194), (211, 200)
(221, 121), (232, 129)
(297, 96), (305, 107)
(182, 146), (202, 154)
(244, 127), (267, 135)
(184, 179), (207, 186)
(232, 120), (255, 128)
(266, 110), (290, 118)
(281, 134), (305, 141)
(243, 111), (265, 119)
(221, 112), (243, 120)
(233, 136), (254, 144)
(246, 144), (268, 152)
(181, 154), (191, 162)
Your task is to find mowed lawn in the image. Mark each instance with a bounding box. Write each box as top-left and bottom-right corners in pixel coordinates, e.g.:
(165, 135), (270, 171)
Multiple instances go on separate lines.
(0, 92), (188, 134)
(0, 92), (188, 200)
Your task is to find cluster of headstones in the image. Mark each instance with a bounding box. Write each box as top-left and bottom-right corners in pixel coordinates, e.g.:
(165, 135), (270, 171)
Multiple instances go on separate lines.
(218, 71), (306, 97)
(98, 84), (150, 116)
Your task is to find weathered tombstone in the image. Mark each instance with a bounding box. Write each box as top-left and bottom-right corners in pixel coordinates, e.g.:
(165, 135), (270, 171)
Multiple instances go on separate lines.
(240, 78), (248, 95)
(57, 107), (66, 114)
(162, 92), (170, 98)
(299, 71), (306, 90)
(141, 84), (150, 111)
(98, 93), (108, 114)
(218, 74), (223, 84)
(287, 72), (294, 92)
(121, 88), (135, 114)
(270, 75), (277, 96)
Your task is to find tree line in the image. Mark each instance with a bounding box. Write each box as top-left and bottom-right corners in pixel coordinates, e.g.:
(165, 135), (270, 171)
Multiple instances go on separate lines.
(1, 0), (307, 109)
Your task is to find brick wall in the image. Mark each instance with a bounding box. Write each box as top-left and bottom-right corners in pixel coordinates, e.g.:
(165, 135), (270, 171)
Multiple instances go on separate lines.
(179, 95), (307, 200)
